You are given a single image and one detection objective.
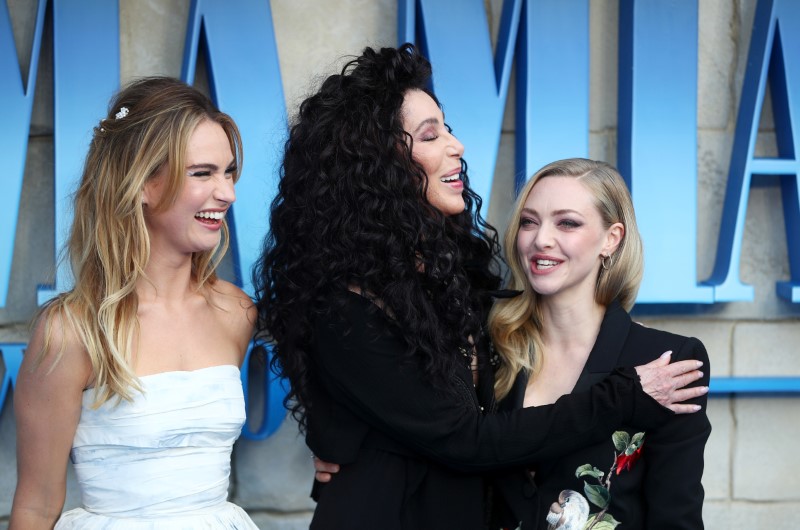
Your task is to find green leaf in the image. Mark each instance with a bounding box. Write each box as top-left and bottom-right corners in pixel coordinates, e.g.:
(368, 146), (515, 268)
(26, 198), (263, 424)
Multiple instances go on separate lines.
(576, 464), (604, 479)
(584, 482), (610, 509)
(631, 432), (645, 448)
(584, 512), (621, 529)
(584, 521), (617, 530)
(599, 513), (621, 526)
(612, 431), (630, 452)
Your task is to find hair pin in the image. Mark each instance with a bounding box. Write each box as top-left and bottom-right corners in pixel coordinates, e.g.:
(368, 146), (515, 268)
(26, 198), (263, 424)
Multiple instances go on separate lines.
(115, 107), (129, 120)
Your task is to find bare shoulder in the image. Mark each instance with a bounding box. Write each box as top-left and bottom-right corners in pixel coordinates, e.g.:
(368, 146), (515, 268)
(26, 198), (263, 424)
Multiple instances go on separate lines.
(209, 279), (255, 314)
(207, 279), (256, 350)
(16, 303), (92, 433)
(22, 304), (92, 388)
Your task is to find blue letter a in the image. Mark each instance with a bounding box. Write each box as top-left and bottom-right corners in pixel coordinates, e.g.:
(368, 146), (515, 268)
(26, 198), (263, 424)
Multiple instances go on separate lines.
(706, 0), (800, 302)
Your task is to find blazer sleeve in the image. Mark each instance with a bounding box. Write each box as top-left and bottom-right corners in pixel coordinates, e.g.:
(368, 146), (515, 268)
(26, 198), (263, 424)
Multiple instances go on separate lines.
(643, 336), (711, 529)
(312, 295), (672, 473)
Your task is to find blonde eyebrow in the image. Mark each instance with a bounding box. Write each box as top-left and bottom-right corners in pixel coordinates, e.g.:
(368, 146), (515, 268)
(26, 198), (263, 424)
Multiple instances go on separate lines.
(186, 158), (236, 172)
(520, 207), (583, 217)
(553, 209), (582, 216)
(186, 163), (220, 171)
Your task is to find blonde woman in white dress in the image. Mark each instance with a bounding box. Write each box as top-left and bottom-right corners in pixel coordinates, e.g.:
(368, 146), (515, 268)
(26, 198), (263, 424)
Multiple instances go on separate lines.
(10, 77), (258, 529)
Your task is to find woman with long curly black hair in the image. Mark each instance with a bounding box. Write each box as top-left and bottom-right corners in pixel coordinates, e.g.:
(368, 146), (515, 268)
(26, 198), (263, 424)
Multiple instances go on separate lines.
(253, 44), (706, 529)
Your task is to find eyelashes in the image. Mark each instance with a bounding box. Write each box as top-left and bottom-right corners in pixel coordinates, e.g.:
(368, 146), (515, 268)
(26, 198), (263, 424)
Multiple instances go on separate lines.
(187, 165), (237, 179)
(518, 217), (583, 229)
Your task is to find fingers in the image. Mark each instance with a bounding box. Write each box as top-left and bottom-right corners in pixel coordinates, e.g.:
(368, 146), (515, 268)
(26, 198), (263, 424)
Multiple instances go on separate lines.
(671, 385), (709, 404)
(313, 456), (337, 483)
(667, 402), (703, 414)
(313, 456), (340, 474)
(642, 350), (672, 369)
(667, 358), (704, 377)
(656, 369), (709, 414)
(673, 368), (704, 390)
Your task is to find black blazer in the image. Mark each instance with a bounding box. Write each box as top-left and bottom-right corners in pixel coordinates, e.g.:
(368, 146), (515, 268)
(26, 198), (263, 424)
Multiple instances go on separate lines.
(305, 293), (672, 530)
(492, 301), (711, 530)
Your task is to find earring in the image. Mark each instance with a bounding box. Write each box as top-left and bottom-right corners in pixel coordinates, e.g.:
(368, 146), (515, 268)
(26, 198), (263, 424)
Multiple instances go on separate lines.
(601, 254), (614, 270)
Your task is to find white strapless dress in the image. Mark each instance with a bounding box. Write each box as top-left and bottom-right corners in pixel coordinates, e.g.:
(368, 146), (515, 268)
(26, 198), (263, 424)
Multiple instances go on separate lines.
(56, 364), (259, 529)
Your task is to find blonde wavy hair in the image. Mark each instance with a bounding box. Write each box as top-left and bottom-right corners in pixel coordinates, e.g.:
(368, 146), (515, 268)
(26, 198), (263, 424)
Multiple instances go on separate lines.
(489, 158), (643, 400)
(37, 77), (242, 406)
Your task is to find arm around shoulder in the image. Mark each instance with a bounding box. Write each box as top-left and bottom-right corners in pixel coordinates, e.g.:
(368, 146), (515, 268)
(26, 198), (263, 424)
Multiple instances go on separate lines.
(10, 309), (91, 529)
(643, 336), (711, 529)
(313, 296), (668, 472)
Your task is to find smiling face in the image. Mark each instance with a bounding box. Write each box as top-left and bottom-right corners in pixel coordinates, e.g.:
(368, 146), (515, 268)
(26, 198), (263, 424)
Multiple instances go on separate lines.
(400, 89), (466, 216)
(142, 119), (236, 258)
(515, 176), (623, 303)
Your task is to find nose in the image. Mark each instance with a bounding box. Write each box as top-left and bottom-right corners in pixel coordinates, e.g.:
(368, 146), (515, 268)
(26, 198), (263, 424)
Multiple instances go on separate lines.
(533, 221), (554, 250)
(447, 131), (465, 158)
(215, 175), (236, 204)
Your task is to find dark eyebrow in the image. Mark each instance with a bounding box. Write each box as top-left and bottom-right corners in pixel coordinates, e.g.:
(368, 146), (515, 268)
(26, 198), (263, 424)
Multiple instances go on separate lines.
(413, 117), (440, 133)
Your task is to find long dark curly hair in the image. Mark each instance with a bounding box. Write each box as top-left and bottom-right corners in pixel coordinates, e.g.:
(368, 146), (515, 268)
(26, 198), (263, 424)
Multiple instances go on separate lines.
(253, 44), (501, 429)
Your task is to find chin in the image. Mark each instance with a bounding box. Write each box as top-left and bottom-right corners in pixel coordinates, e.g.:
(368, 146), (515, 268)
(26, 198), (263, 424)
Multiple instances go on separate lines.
(193, 237), (222, 254)
(442, 201), (466, 216)
(527, 279), (560, 298)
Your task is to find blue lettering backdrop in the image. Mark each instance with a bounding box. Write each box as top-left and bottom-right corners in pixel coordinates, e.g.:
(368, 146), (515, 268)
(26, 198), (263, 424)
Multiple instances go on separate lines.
(704, 0), (800, 303)
(1, 0), (799, 438)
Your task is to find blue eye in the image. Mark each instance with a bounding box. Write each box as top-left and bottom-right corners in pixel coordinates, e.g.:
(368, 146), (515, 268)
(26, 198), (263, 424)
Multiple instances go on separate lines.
(559, 219), (581, 228)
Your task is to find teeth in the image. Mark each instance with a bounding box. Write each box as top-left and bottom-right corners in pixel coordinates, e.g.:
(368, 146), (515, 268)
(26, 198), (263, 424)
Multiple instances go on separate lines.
(536, 259), (559, 268)
(440, 175), (460, 183)
(195, 211), (225, 220)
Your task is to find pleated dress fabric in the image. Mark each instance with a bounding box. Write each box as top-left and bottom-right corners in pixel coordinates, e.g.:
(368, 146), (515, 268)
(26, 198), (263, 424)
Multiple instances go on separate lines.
(55, 364), (258, 529)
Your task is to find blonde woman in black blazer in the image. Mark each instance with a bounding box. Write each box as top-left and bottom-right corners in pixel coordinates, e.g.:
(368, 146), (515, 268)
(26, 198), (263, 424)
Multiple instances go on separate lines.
(489, 158), (711, 529)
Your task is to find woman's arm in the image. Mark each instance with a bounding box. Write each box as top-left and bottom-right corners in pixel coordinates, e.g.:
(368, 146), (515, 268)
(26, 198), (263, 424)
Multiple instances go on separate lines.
(643, 337), (711, 529)
(10, 313), (90, 530)
(311, 294), (702, 473)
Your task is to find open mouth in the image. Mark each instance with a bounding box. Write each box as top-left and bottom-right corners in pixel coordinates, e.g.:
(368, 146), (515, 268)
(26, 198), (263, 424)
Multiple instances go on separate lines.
(440, 174), (461, 183)
(195, 211), (225, 225)
(534, 259), (561, 270)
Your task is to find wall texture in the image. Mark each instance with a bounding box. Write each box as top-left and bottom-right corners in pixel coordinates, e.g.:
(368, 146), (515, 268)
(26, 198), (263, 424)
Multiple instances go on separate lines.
(1, 0), (798, 528)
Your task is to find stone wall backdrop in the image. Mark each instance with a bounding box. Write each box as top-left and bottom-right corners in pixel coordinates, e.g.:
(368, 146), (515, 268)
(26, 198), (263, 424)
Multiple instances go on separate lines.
(1, 1), (798, 528)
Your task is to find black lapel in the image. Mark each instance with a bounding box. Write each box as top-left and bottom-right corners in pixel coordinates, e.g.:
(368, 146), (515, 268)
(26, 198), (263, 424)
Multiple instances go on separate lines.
(572, 300), (631, 394)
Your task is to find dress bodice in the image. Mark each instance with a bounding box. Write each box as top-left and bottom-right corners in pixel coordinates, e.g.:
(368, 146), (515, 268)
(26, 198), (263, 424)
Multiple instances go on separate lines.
(55, 364), (258, 529)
